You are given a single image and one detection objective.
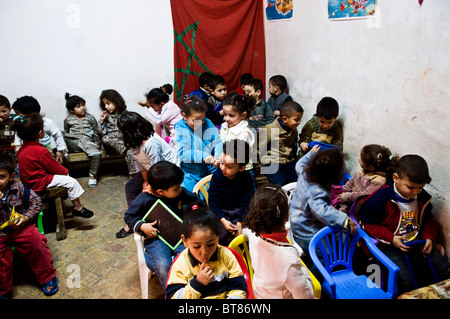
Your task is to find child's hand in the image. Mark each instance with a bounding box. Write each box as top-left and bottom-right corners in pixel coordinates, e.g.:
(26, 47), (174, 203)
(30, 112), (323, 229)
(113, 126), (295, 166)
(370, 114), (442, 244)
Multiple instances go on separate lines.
(138, 101), (148, 108)
(221, 218), (238, 234)
(273, 110), (280, 117)
(99, 110), (108, 123)
(422, 238), (433, 255)
(311, 144), (321, 153)
(55, 151), (64, 164)
(204, 155), (214, 164)
(140, 221), (159, 238)
(300, 142), (309, 152)
(11, 214), (30, 229)
(196, 262), (215, 286)
(392, 236), (410, 252)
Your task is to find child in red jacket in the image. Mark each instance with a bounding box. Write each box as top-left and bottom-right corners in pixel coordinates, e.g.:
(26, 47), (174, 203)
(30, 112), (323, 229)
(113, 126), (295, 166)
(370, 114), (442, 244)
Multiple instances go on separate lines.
(14, 112), (93, 218)
(358, 154), (449, 293)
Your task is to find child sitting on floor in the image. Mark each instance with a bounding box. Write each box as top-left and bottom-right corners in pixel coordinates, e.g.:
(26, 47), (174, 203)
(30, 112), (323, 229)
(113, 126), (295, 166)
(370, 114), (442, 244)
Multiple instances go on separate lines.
(208, 139), (255, 246)
(124, 161), (198, 289)
(244, 184), (314, 299)
(63, 92), (102, 187)
(174, 95), (222, 192)
(166, 201), (247, 299)
(0, 153), (58, 298)
(13, 113), (94, 218)
(98, 89), (137, 178)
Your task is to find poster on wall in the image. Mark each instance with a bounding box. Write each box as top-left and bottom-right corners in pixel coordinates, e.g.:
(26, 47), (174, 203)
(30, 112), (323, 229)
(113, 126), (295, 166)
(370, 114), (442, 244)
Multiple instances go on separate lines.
(266, 0), (293, 21)
(328, 0), (376, 20)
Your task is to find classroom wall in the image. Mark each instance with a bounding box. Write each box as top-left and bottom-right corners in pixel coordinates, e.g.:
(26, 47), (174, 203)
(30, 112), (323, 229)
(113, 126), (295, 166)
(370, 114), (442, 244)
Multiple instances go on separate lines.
(264, 0), (450, 256)
(0, 0), (174, 124)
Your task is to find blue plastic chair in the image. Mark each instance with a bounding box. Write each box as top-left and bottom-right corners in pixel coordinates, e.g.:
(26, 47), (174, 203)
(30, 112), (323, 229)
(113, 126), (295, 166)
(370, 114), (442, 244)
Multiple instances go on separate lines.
(309, 226), (400, 299)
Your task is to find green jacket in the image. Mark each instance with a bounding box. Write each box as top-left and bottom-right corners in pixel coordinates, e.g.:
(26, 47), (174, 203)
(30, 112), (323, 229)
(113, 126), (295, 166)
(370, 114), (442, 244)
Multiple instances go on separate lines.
(299, 115), (343, 157)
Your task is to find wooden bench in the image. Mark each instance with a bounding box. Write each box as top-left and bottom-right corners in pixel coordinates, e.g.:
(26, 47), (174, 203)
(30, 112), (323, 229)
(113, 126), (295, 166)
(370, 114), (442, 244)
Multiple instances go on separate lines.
(64, 151), (125, 163)
(62, 151), (128, 174)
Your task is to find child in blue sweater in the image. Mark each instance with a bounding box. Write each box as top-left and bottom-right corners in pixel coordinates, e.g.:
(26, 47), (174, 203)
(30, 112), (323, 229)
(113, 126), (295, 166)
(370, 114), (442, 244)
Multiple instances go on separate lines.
(208, 139), (255, 246)
(174, 95), (222, 192)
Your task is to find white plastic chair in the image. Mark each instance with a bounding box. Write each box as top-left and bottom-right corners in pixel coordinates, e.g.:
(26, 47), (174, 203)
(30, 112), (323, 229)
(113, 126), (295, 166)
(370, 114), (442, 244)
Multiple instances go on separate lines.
(282, 182), (297, 246)
(134, 232), (152, 299)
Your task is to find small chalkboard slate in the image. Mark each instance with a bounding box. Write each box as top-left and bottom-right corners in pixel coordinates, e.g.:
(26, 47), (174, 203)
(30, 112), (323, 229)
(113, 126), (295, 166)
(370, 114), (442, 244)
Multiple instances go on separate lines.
(142, 199), (183, 250)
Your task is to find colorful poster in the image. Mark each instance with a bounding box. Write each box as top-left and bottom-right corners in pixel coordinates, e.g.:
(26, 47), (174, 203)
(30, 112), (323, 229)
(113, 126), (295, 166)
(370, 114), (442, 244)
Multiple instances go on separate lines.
(266, 0), (293, 21)
(328, 0), (376, 20)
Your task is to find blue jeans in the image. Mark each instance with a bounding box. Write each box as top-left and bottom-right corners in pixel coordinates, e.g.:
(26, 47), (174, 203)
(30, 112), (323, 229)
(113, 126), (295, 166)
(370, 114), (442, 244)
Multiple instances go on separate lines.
(144, 239), (186, 289)
(264, 161), (297, 186)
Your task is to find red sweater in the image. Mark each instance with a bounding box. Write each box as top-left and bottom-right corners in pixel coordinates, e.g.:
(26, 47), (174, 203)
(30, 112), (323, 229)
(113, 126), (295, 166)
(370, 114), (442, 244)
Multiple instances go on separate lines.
(17, 141), (69, 192)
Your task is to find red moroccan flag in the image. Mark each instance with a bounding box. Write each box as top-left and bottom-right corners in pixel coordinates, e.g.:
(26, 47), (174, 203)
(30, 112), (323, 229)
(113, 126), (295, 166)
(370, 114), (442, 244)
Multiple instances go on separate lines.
(170, 0), (266, 104)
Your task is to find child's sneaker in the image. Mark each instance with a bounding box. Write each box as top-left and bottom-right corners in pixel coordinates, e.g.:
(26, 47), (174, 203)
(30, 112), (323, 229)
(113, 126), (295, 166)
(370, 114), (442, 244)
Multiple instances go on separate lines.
(72, 207), (94, 218)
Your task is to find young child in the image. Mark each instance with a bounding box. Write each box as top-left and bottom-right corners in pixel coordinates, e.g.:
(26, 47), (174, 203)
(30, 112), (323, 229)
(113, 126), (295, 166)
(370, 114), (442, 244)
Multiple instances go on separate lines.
(188, 72), (213, 104)
(236, 72), (254, 95)
(267, 75), (293, 117)
(63, 92), (102, 187)
(243, 184), (314, 299)
(257, 101), (303, 186)
(98, 89), (137, 178)
(12, 96), (68, 164)
(0, 95), (16, 162)
(299, 97), (343, 157)
(332, 144), (397, 212)
(289, 145), (357, 276)
(138, 84), (182, 144)
(220, 93), (256, 173)
(124, 161), (198, 289)
(174, 95), (222, 192)
(13, 113), (94, 218)
(358, 154), (450, 293)
(115, 111), (180, 238)
(0, 153), (58, 298)
(208, 139), (255, 246)
(206, 74), (227, 126)
(165, 201), (248, 299)
(243, 78), (274, 130)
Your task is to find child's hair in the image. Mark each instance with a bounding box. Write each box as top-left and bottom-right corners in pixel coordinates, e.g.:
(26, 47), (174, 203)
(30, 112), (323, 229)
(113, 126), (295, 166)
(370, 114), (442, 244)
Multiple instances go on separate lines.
(0, 152), (15, 175)
(360, 144), (398, 184)
(246, 184), (289, 235)
(269, 75), (288, 92)
(65, 92), (86, 112)
(183, 200), (220, 239)
(305, 148), (344, 189)
(12, 112), (44, 142)
(316, 97), (339, 119)
(181, 95), (208, 116)
(147, 160), (184, 191)
(223, 139), (251, 167)
(396, 154), (431, 184)
(209, 75), (226, 90)
(246, 78), (263, 93)
(222, 93), (256, 118)
(117, 111), (155, 149)
(11, 96), (41, 114)
(145, 84), (173, 105)
(280, 101), (304, 118)
(0, 95), (11, 109)
(199, 72), (214, 87)
(239, 73), (254, 86)
(99, 89), (127, 114)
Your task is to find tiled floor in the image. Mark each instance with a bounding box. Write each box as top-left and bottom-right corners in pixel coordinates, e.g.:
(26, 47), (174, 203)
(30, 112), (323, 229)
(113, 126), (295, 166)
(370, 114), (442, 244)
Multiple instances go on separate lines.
(10, 171), (165, 299)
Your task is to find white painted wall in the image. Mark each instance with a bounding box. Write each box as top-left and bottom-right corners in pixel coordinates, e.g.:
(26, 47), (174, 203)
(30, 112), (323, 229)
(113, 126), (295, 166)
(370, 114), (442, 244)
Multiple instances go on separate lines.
(0, 0), (174, 125)
(264, 0), (450, 256)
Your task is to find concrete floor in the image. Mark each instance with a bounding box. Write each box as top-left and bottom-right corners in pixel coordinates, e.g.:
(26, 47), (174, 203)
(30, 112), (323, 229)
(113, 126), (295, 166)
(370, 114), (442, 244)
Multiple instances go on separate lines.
(9, 172), (165, 299)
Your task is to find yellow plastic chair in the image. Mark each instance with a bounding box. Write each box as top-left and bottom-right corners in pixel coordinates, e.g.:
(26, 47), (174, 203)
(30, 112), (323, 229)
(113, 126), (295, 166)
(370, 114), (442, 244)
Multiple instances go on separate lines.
(192, 174), (212, 204)
(229, 234), (321, 299)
